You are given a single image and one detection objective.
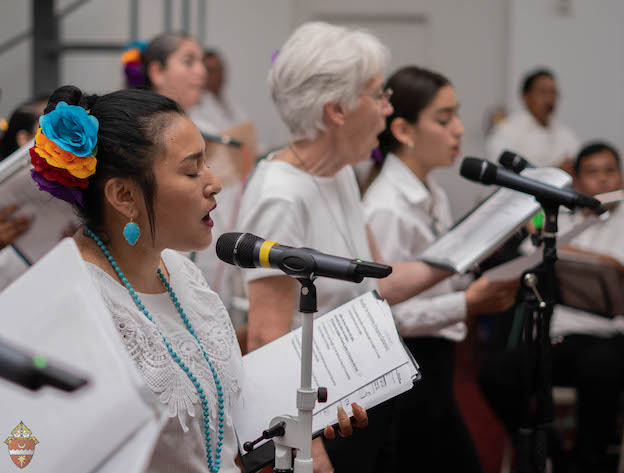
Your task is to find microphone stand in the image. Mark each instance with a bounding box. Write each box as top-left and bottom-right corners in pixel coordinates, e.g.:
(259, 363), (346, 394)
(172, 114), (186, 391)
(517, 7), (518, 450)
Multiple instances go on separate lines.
(243, 276), (328, 473)
(515, 203), (558, 473)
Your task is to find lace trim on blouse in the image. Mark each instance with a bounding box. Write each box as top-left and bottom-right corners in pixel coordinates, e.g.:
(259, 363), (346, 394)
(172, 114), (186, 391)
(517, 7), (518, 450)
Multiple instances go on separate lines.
(87, 250), (243, 433)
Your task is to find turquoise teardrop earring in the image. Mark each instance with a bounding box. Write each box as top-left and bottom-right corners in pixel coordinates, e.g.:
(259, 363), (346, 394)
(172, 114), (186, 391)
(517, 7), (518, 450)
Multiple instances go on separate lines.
(123, 217), (141, 246)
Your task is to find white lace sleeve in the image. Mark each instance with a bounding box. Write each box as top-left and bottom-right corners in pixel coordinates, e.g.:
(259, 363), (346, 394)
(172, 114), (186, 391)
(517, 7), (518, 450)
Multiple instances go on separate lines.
(86, 251), (243, 434)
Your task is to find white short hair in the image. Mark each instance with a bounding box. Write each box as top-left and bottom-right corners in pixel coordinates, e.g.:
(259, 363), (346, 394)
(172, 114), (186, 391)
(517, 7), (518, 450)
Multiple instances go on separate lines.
(268, 22), (390, 141)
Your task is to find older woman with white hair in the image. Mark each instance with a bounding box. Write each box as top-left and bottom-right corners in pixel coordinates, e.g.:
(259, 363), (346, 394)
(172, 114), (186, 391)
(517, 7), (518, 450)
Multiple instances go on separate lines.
(237, 22), (454, 472)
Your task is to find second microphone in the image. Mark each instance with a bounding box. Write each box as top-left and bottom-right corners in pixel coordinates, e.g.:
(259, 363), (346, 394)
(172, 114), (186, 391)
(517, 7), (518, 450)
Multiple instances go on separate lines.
(216, 232), (392, 283)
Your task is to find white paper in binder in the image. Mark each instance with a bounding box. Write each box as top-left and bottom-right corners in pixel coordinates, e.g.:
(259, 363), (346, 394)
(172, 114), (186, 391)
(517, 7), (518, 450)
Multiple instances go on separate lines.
(233, 291), (420, 455)
(419, 167), (572, 273)
(0, 141), (77, 265)
(0, 239), (165, 473)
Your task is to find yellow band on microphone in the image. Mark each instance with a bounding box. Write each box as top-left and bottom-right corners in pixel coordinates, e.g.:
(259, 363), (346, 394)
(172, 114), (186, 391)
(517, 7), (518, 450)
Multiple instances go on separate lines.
(259, 240), (277, 268)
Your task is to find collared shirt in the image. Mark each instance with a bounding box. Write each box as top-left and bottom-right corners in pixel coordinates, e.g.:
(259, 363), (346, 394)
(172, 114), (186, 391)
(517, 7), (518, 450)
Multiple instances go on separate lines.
(364, 153), (468, 341)
(549, 204), (624, 337)
(485, 109), (580, 167)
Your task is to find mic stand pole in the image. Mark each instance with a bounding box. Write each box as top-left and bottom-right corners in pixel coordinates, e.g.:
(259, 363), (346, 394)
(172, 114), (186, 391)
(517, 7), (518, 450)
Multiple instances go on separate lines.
(515, 203), (558, 473)
(268, 277), (327, 473)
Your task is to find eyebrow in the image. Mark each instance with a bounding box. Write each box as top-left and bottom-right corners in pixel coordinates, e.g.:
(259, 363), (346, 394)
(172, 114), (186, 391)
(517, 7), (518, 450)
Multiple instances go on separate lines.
(436, 104), (460, 115)
(181, 151), (204, 164)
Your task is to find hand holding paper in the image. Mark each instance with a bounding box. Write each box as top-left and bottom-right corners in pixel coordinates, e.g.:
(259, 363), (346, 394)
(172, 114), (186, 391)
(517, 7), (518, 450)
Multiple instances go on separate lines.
(0, 203), (31, 249)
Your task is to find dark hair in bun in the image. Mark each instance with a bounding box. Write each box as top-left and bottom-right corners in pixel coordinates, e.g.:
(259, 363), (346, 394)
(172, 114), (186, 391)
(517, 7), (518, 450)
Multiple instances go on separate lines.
(44, 85), (185, 240)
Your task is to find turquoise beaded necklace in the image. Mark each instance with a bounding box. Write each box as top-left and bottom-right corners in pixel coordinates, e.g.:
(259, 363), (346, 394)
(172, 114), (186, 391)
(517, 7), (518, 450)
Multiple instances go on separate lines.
(85, 227), (225, 472)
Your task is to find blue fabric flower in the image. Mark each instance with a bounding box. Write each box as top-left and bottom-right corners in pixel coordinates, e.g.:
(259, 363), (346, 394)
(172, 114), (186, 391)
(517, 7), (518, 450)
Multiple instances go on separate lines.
(39, 101), (99, 157)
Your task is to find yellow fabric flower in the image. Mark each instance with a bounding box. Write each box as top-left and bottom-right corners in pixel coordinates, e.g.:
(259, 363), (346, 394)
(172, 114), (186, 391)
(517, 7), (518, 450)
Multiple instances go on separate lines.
(34, 128), (97, 179)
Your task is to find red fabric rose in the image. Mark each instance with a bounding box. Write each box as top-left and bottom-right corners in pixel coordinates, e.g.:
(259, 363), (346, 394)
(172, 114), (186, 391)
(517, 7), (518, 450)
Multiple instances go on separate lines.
(30, 148), (89, 189)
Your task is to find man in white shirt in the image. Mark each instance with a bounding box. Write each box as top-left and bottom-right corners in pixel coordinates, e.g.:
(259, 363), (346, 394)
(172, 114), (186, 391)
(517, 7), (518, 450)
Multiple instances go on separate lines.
(485, 69), (580, 171)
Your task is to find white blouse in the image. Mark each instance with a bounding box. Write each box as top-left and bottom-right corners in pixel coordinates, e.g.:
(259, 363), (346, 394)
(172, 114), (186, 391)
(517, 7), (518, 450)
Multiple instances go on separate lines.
(86, 250), (243, 473)
(237, 157), (378, 324)
(364, 153), (469, 341)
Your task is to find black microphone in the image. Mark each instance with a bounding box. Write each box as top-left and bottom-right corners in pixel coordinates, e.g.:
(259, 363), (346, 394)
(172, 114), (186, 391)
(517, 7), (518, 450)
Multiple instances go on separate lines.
(0, 338), (89, 392)
(460, 157), (601, 210)
(498, 150), (535, 173)
(216, 232), (392, 283)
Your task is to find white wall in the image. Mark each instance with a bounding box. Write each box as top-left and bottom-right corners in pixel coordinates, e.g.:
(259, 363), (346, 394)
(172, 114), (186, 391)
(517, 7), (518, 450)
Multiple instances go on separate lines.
(0, 1), (32, 123)
(1, 0), (623, 218)
(508, 0), (624, 154)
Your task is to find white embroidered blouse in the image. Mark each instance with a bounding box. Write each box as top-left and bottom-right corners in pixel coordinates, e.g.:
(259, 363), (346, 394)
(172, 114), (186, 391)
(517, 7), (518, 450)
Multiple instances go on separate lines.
(86, 249), (243, 473)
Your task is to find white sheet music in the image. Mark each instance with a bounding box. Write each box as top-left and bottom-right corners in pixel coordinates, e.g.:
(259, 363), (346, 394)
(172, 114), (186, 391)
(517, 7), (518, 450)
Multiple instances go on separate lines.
(233, 291), (419, 453)
(0, 142), (77, 263)
(419, 167), (572, 273)
(0, 239), (164, 473)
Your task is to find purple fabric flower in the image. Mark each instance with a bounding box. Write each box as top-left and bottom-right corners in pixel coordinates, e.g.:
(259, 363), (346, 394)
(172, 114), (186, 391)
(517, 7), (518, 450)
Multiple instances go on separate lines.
(371, 147), (384, 163)
(124, 63), (146, 88)
(31, 170), (85, 206)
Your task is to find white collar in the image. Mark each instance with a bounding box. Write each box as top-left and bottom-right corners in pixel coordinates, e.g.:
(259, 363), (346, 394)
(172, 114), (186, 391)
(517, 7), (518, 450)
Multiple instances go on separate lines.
(381, 153), (441, 206)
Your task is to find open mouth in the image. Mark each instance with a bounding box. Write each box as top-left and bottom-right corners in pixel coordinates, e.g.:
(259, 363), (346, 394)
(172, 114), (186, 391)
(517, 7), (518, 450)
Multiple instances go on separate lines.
(202, 213), (214, 227)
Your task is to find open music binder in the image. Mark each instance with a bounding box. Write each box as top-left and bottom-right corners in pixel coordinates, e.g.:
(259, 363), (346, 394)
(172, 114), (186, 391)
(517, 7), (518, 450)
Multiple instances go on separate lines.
(0, 239), (165, 473)
(556, 251), (624, 318)
(418, 167), (572, 273)
(0, 141), (77, 265)
(233, 291), (420, 472)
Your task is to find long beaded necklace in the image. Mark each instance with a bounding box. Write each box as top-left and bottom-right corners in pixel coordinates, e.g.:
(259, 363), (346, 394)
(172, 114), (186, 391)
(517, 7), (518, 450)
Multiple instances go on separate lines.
(85, 227), (225, 472)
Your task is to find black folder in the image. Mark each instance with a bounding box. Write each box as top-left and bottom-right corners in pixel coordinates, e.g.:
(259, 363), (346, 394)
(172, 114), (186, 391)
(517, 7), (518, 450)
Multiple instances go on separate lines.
(556, 252), (624, 318)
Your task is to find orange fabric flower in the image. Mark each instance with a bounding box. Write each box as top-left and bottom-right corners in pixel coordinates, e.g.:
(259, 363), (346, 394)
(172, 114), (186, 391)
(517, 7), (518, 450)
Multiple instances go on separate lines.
(34, 128), (97, 179)
(30, 148), (89, 189)
(121, 48), (141, 65)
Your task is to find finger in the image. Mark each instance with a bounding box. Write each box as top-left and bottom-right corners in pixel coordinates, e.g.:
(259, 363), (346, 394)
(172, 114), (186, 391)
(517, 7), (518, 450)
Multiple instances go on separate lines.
(8, 220), (30, 237)
(10, 225), (30, 240)
(11, 215), (31, 226)
(0, 204), (19, 221)
(351, 403), (368, 428)
(2, 228), (23, 244)
(323, 425), (336, 441)
(9, 222), (30, 237)
(336, 405), (353, 437)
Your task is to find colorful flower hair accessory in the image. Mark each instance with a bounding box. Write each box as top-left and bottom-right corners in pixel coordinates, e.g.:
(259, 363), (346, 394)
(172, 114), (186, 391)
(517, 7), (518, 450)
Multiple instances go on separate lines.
(270, 49), (280, 64)
(122, 41), (147, 88)
(29, 100), (98, 206)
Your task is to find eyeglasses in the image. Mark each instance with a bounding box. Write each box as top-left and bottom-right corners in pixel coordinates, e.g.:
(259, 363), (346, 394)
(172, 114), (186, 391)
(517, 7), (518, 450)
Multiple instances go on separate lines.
(364, 88), (393, 103)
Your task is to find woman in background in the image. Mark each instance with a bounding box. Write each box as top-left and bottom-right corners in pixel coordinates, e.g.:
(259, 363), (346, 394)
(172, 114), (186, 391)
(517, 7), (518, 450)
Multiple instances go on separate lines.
(364, 66), (518, 472)
(237, 22), (465, 473)
(0, 98), (47, 160)
(123, 34), (247, 326)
